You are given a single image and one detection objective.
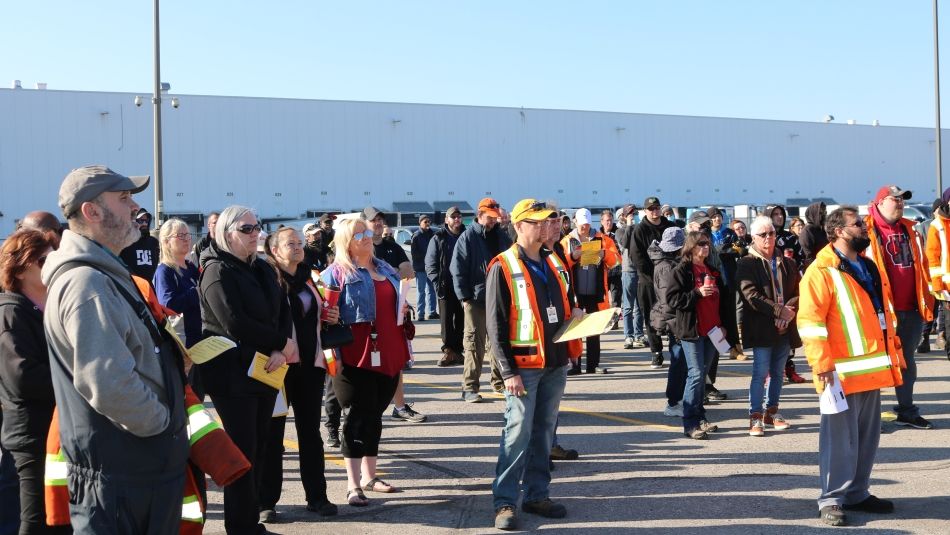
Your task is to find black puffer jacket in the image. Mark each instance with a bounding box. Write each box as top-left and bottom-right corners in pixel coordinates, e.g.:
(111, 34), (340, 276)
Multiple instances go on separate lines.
(648, 243), (680, 335)
(665, 259), (732, 341)
(0, 292), (55, 451)
(199, 243), (291, 397)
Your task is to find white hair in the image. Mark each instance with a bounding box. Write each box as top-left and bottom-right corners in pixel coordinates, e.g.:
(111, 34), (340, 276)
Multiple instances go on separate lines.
(214, 205), (257, 262)
(749, 215), (774, 236)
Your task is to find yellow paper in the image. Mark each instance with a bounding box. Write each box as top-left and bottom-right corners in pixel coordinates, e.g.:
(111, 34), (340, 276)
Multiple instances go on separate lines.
(579, 240), (602, 266)
(247, 353), (289, 390)
(188, 336), (237, 364)
(553, 307), (620, 343)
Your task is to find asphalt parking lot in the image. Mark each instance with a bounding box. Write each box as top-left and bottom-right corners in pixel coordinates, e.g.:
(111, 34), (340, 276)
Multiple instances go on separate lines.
(202, 318), (950, 534)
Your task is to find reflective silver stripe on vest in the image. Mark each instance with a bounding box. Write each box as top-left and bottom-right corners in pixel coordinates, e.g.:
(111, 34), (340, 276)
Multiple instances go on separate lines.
(182, 495), (203, 523)
(835, 352), (891, 378)
(44, 451), (67, 486)
(500, 249), (539, 345)
(826, 267), (869, 356)
(187, 404), (221, 446)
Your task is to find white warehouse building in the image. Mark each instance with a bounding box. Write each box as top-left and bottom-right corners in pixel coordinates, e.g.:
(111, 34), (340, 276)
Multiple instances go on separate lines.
(0, 86), (947, 236)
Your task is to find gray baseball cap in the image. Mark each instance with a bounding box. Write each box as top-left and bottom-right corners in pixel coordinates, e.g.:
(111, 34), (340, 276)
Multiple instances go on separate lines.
(59, 165), (149, 218)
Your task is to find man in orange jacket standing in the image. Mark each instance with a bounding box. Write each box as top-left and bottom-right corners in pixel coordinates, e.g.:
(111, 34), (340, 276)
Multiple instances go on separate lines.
(488, 199), (582, 531)
(864, 185), (935, 430)
(799, 206), (905, 527)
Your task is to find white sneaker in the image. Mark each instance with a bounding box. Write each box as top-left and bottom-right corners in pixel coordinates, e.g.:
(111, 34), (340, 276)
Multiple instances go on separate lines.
(663, 403), (684, 417)
(623, 337), (634, 349)
(632, 337), (647, 348)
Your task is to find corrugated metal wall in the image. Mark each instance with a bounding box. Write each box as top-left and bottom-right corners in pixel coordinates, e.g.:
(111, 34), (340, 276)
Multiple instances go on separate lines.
(0, 87), (944, 236)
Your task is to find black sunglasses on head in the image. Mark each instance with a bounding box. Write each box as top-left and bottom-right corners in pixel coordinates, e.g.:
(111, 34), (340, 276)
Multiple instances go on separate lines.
(234, 224), (262, 235)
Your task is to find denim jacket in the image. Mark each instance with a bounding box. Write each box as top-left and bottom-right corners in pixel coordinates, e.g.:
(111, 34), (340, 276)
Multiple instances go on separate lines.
(320, 258), (401, 324)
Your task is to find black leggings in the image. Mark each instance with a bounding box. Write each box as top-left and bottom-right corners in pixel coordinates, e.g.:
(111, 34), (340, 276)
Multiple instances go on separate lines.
(332, 366), (399, 459)
(10, 447), (72, 534)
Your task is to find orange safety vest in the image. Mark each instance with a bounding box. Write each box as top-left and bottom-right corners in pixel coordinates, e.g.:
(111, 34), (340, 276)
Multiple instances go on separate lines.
(926, 212), (950, 296)
(864, 214), (934, 322)
(489, 245), (572, 368)
(559, 230), (621, 310)
(798, 245), (904, 396)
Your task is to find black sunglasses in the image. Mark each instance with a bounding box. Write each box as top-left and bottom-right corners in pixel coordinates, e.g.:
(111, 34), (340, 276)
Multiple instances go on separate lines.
(513, 201), (547, 219)
(755, 231), (776, 238)
(234, 224), (262, 235)
(697, 241), (711, 247)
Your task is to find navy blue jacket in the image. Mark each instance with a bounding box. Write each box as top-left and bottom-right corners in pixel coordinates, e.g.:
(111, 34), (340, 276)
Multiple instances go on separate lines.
(449, 221), (512, 306)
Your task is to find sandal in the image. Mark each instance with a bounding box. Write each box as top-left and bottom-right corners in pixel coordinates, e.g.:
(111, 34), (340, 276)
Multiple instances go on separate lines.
(346, 488), (369, 507)
(361, 477), (397, 493)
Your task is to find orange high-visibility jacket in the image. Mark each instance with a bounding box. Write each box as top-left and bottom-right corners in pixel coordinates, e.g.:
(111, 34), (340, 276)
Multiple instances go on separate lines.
(864, 214), (934, 322)
(489, 245), (574, 368)
(558, 230), (621, 310)
(926, 212), (950, 296)
(797, 245), (904, 396)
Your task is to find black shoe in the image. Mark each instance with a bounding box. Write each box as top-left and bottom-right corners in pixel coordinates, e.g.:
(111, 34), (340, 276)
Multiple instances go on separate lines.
(549, 445), (579, 460)
(917, 339), (931, 353)
(495, 506), (518, 530)
(819, 505), (847, 526)
(650, 353), (664, 369)
(325, 428), (341, 448)
(705, 387), (728, 401)
(895, 415), (933, 429)
(428, 312), (440, 320)
(843, 495), (894, 514)
(566, 367), (581, 376)
(522, 498), (566, 518)
(306, 500), (339, 517)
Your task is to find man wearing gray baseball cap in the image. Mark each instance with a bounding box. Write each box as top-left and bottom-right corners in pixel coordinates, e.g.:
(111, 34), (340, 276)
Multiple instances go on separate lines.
(43, 165), (189, 532)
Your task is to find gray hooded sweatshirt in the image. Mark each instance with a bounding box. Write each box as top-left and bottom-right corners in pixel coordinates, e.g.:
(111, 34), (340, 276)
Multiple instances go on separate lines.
(43, 230), (170, 437)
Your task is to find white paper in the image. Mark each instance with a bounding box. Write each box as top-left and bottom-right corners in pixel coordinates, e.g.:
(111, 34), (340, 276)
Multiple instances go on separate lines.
(706, 326), (732, 354)
(396, 279), (410, 325)
(819, 377), (849, 415)
(273, 387), (289, 417)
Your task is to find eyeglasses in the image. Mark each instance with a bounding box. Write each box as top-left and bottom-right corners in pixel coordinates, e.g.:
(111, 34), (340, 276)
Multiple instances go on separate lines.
(884, 196), (905, 205)
(352, 230), (373, 242)
(172, 233), (191, 240)
(233, 224), (262, 235)
(645, 206), (661, 212)
(697, 241), (711, 247)
(755, 231), (776, 238)
(845, 220), (866, 229)
(448, 214), (462, 219)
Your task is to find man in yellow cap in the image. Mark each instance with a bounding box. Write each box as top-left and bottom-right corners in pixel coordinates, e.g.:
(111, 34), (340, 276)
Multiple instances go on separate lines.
(488, 199), (581, 530)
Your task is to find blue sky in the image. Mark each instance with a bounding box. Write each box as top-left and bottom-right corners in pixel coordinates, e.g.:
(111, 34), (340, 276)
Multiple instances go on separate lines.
(3, 1), (946, 127)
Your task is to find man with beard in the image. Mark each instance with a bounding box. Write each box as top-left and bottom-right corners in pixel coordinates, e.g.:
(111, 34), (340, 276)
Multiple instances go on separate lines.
(119, 207), (161, 281)
(864, 186), (934, 429)
(426, 207), (466, 367)
(44, 166), (188, 532)
(451, 198), (512, 402)
(799, 206), (902, 527)
(632, 196), (673, 368)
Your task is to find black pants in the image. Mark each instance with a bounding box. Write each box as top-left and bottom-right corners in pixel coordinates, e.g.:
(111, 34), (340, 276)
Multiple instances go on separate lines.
(607, 271), (622, 310)
(9, 447), (71, 535)
(572, 296), (602, 373)
(324, 374), (341, 431)
(212, 393), (275, 535)
(637, 275), (663, 353)
(439, 291), (465, 353)
(720, 285), (739, 348)
(332, 366), (399, 459)
(259, 364), (329, 509)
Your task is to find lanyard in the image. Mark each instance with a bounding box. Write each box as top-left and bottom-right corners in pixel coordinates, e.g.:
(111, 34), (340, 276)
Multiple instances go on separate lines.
(523, 256), (554, 304)
(770, 257), (783, 303)
(835, 249), (883, 312)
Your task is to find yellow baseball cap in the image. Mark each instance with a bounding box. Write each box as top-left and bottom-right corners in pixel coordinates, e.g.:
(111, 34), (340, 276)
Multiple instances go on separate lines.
(511, 199), (555, 223)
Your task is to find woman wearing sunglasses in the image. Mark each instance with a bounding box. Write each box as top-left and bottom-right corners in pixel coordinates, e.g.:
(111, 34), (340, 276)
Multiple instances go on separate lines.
(736, 216), (801, 437)
(198, 205), (298, 534)
(320, 218), (409, 507)
(664, 231), (731, 439)
(0, 230), (69, 533)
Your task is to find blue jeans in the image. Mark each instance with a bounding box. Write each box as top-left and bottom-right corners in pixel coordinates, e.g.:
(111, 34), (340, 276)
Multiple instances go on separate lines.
(414, 271), (437, 317)
(621, 271), (644, 339)
(666, 336), (688, 406)
(749, 334), (791, 414)
(493, 366), (567, 509)
(681, 336), (716, 431)
(894, 310), (923, 419)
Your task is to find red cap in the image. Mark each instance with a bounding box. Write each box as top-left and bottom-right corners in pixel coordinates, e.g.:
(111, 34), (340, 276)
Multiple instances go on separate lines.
(478, 197), (501, 218)
(874, 185), (912, 203)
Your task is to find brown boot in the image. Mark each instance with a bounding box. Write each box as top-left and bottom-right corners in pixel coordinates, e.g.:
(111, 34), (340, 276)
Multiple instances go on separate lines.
(749, 412), (765, 437)
(438, 349), (460, 367)
(764, 406), (790, 430)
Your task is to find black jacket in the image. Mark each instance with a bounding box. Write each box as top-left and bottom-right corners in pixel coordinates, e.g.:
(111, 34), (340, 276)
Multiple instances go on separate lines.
(0, 292), (55, 451)
(632, 216), (673, 280)
(120, 232), (161, 281)
(648, 244), (679, 336)
(449, 221), (513, 305)
(736, 249), (802, 349)
(665, 259), (732, 341)
(410, 227), (435, 272)
(199, 243), (291, 397)
(799, 201), (828, 267)
(425, 224), (465, 299)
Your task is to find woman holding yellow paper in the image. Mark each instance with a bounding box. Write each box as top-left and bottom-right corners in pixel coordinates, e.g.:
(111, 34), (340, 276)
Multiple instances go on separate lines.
(258, 226), (339, 521)
(321, 218), (409, 507)
(199, 205), (296, 534)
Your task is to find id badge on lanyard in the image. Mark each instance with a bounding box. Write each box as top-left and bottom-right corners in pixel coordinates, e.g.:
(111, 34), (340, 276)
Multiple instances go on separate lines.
(370, 325), (381, 367)
(878, 312), (887, 332)
(546, 305), (558, 324)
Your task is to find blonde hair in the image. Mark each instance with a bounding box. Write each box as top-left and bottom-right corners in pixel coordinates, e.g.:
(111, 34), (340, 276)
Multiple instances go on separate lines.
(332, 218), (371, 278)
(158, 218), (190, 270)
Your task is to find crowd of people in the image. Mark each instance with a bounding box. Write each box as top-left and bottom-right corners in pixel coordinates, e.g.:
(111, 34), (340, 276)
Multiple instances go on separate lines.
(0, 165), (946, 533)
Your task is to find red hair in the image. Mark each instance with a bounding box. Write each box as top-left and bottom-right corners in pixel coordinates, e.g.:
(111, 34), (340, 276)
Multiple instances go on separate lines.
(0, 229), (53, 292)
